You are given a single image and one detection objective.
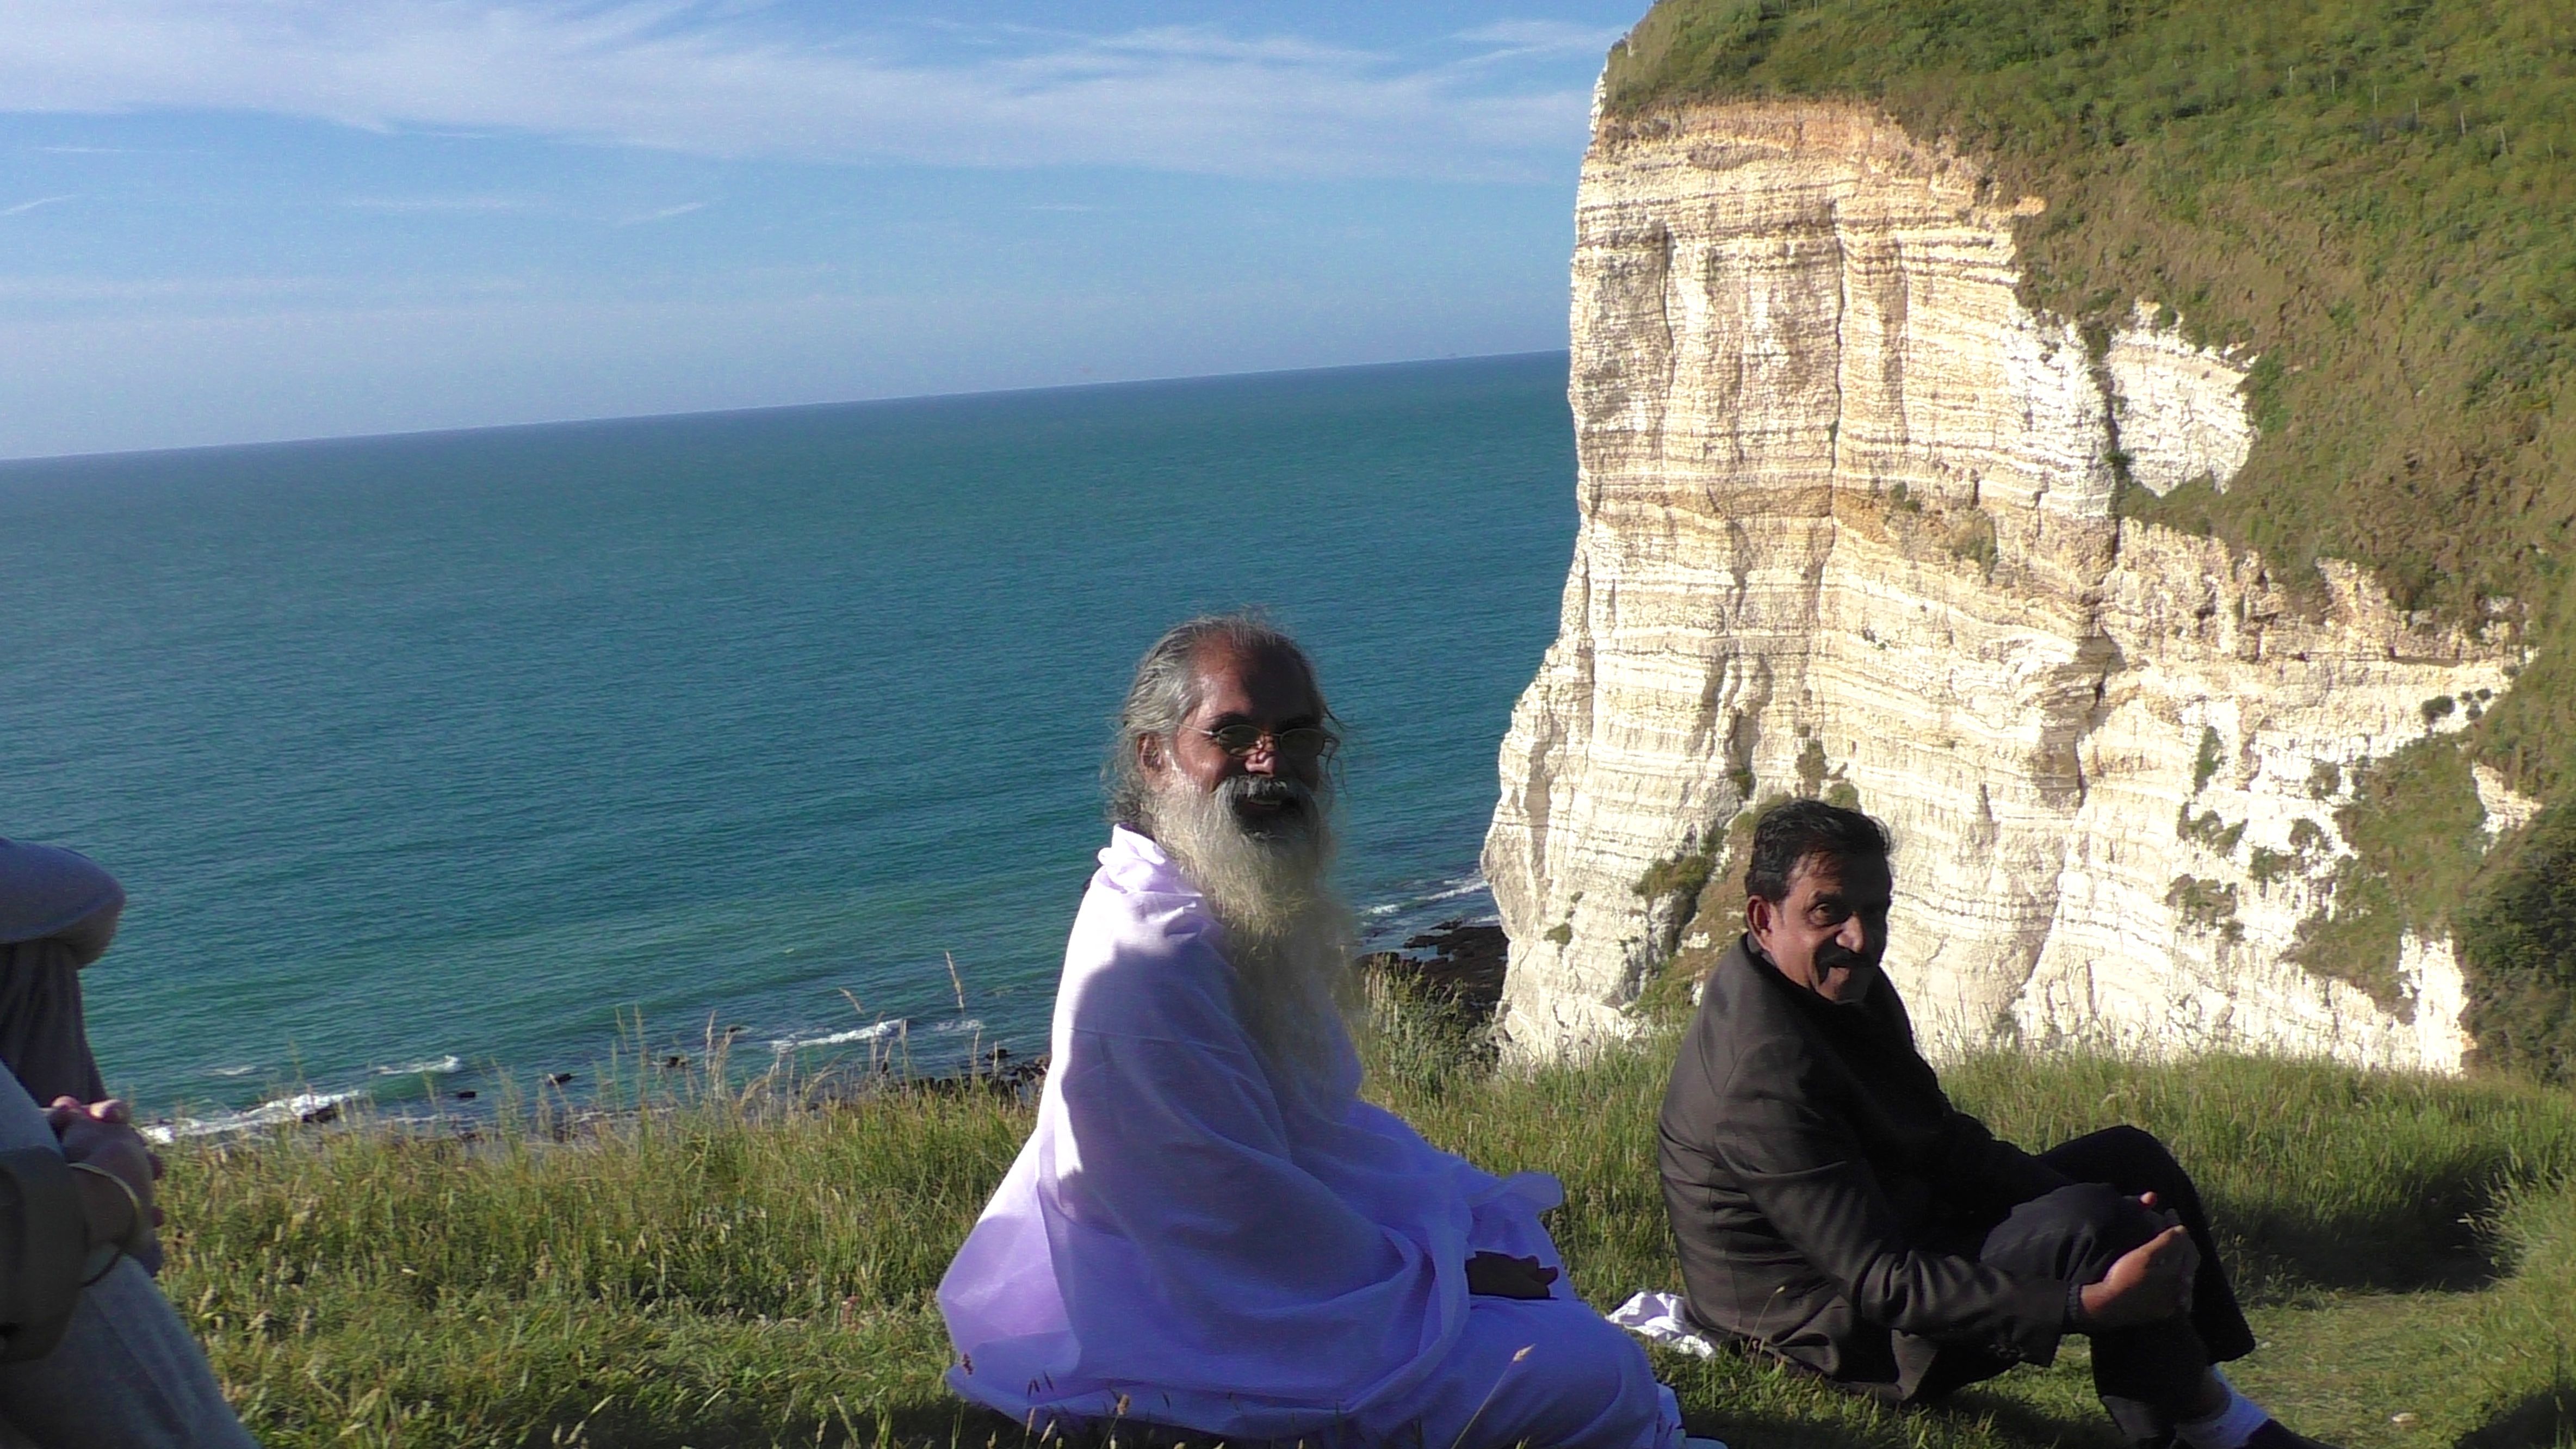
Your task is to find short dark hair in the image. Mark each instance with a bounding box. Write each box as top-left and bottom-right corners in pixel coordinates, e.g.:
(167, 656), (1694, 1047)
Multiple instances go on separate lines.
(1743, 799), (1891, 902)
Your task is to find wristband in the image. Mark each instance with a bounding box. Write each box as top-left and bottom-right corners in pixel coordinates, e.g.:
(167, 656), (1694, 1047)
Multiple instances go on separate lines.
(67, 1161), (151, 1260)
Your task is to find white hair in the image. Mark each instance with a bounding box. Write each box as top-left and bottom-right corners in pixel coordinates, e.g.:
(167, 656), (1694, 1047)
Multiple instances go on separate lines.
(1144, 771), (1354, 1100)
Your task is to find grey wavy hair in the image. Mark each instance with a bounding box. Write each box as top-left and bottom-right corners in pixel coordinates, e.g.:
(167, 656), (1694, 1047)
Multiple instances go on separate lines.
(1104, 612), (1336, 829)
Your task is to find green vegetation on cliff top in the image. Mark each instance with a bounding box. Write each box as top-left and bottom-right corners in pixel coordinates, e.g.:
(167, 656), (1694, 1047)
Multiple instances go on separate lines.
(1603, 0), (2576, 1072)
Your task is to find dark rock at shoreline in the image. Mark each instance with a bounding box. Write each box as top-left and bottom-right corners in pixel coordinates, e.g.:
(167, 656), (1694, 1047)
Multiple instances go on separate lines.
(1361, 918), (1508, 1020)
(798, 1049), (1051, 1110)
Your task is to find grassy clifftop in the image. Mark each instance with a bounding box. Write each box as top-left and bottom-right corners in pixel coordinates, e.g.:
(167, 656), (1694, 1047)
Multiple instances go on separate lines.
(1601, 0), (2576, 1075)
(168, 1010), (2576, 1447)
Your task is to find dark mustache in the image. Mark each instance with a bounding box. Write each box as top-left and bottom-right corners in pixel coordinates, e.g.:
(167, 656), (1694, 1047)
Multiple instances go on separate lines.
(1223, 776), (1314, 810)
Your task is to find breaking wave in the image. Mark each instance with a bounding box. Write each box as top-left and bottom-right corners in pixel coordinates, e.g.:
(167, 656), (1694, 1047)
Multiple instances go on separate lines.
(373, 1054), (463, 1078)
(143, 1088), (367, 1145)
(767, 1019), (907, 1056)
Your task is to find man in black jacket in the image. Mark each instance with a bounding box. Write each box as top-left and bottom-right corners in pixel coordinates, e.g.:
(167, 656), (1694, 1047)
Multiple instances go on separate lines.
(1658, 800), (2331, 1449)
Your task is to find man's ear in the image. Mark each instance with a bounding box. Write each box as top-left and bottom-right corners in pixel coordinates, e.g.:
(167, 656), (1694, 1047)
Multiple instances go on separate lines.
(1744, 894), (1776, 939)
(1137, 732), (1168, 775)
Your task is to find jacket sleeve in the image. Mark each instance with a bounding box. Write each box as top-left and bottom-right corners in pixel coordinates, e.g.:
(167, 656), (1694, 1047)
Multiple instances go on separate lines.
(0, 1144), (89, 1362)
(1712, 1042), (2069, 1364)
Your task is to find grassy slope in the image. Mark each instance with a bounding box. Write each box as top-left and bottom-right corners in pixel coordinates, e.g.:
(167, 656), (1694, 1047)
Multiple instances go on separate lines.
(164, 1015), (2576, 1448)
(1597, 0), (2576, 1072)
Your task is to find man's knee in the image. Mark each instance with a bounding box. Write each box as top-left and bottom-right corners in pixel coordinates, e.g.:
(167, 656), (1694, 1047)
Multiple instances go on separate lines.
(2044, 1125), (2190, 1198)
(1482, 1294), (1657, 1394)
(1984, 1182), (2163, 1283)
(1430, 1297), (1670, 1449)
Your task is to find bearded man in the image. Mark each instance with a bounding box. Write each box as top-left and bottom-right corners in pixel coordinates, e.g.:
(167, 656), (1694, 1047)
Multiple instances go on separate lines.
(940, 615), (1688, 1449)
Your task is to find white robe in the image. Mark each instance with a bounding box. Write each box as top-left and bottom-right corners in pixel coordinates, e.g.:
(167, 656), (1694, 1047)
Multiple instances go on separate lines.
(939, 828), (1678, 1447)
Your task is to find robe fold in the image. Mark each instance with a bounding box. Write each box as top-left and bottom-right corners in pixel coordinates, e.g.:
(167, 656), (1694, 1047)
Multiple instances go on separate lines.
(939, 828), (1678, 1448)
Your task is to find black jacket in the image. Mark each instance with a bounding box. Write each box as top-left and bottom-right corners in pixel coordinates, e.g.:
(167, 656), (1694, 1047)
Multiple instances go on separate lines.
(1657, 937), (2073, 1398)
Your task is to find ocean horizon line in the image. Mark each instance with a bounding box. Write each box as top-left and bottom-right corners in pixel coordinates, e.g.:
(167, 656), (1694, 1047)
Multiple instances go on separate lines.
(0, 349), (1574, 472)
(13, 354), (1572, 1117)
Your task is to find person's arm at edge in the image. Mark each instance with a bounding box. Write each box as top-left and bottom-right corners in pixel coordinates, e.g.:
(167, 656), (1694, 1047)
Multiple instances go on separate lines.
(0, 1146), (90, 1362)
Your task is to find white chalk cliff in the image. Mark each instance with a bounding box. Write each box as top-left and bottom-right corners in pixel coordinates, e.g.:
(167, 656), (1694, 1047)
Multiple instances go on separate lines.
(1484, 102), (2530, 1072)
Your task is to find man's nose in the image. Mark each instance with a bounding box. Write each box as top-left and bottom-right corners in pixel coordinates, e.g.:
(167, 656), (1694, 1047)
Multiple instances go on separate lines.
(1241, 738), (1281, 775)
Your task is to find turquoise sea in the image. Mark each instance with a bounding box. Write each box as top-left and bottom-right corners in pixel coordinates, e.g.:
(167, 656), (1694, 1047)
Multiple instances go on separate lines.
(1, 354), (1576, 1131)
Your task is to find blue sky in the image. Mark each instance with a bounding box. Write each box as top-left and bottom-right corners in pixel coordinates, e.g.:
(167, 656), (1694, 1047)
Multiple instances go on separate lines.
(0, 2), (1642, 459)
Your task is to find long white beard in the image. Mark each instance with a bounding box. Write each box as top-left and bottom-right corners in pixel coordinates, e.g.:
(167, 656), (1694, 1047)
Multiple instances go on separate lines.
(1145, 773), (1354, 1098)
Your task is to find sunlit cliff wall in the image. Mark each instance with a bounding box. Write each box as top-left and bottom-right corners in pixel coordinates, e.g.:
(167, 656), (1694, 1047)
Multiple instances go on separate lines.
(1484, 101), (2529, 1070)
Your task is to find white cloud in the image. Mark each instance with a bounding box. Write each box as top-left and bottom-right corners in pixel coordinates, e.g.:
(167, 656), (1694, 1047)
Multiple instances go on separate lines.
(344, 194), (536, 214)
(1452, 20), (1632, 57)
(2, 194), (75, 216)
(0, 3), (1603, 181)
(617, 200), (707, 225)
(0, 271), (503, 304)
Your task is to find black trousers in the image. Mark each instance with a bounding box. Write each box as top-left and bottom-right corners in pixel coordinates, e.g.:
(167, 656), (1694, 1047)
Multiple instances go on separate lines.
(1911, 1127), (2258, 1440)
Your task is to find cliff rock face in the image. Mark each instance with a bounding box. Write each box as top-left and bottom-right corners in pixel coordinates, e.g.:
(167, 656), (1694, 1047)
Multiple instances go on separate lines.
(1484, 102), (2526, 1070)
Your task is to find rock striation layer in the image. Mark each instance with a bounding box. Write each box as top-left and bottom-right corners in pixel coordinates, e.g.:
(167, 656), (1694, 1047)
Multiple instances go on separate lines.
(1484, 102), (2528, 1072)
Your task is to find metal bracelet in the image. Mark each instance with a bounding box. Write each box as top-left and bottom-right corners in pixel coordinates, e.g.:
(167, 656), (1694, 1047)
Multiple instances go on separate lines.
(66, 1161), (151, 1262)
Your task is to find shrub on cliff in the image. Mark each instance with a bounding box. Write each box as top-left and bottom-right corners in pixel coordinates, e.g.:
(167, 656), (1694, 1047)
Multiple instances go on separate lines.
(2459, 801), (2576, 1081)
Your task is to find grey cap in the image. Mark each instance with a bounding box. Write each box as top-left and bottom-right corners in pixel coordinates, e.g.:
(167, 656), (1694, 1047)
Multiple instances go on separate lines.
(0, 840), (124, 946)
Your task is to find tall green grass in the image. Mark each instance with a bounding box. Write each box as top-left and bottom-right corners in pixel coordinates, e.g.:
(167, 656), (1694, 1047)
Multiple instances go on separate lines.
(160, 1007), (2576, 1448)
(170, 1067), (1027, 1447)
(2463, 1179), (2576, 1449)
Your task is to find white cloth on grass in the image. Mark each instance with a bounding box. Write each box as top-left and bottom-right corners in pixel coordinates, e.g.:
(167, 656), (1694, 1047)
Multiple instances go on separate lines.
(939, 827), (1680, 1448)
(1608, 1291), (1719, 1359)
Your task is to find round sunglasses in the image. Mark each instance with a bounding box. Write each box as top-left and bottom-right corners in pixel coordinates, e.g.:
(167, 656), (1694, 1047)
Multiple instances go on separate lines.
(1195, 723), (1338, 762)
